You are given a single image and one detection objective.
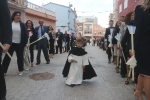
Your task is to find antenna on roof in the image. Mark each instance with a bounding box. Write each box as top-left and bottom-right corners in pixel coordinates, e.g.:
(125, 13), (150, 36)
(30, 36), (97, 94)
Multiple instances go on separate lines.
(69, 2), (73, 7)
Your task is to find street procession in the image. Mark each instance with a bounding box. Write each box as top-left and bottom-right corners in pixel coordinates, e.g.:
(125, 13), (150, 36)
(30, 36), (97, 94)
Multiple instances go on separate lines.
(0, 0), (150, 100)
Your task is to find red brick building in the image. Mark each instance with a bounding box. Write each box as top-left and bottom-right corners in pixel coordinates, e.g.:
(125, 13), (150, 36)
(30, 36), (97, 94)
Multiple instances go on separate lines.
(118, 0), (142, 18)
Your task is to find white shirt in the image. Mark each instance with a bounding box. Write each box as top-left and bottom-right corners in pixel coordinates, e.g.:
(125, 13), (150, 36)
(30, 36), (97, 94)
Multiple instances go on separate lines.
(12, 21), (21, 43)
(104, 28), (114, 42)
(110, 28), (114, 36)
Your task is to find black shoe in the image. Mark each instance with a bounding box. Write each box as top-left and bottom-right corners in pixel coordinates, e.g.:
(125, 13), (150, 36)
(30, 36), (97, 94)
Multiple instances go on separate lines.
(121, 75), (125, 78)
(70, 84), (75, 87)
(36, 63), (40, 65)
(46, 61), (50, 64)
(55, 53), (58, 54)
(108, 60), (111, 64)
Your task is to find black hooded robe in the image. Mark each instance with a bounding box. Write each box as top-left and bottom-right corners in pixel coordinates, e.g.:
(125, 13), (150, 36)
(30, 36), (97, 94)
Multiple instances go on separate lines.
(62, 47), (97, 80)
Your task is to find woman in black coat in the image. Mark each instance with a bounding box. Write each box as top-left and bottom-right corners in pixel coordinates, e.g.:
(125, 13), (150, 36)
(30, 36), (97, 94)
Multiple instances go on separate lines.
(25, 20), (36, 67)
(131, 2), (150, 100)
(2, 11), (28, 76)
(121, 11), (134, 84)
(48, 25), (55, 58)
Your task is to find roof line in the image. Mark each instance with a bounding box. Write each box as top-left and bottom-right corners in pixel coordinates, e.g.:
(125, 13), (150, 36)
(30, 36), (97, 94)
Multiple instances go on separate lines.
(43, 2), (77, 17)
(43, 2), (69, 8)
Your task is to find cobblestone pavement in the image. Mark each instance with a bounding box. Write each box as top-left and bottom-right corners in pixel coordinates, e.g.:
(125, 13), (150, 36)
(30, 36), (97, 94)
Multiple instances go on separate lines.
(4, 45), (145, 100)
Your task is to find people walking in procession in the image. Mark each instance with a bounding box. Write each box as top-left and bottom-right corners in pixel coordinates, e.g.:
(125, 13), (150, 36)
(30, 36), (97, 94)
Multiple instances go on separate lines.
(48, 25), (56, 58)
(35, 19), (50, 65)
(55, 29), (64, 54)
(70, 33), (76, 50)
(132, 1), (150, 99)
(64, 31), (70, 52)
(25, 20), (36, 67)
(104, 20), (115, 64)
(121, 11), (134, 82)
(1, 0), (150, 99)
(112, 21), (121, 73)
(2, 11), (28, 76)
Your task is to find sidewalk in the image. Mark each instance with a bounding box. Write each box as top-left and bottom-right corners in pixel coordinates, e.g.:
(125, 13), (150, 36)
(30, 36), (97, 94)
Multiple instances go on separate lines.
(5, 45), (143, 100)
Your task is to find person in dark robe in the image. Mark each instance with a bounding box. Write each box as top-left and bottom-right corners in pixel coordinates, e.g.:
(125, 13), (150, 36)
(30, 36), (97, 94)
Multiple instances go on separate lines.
(62, 37), (97, 87)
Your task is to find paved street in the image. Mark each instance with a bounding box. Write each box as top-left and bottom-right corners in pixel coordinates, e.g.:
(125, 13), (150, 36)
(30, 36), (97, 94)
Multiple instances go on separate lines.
(5, 45), (140, 100)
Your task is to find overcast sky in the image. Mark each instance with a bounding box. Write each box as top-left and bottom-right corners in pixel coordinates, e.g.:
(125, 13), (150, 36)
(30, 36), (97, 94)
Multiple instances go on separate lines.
(28, 0), (113, 27)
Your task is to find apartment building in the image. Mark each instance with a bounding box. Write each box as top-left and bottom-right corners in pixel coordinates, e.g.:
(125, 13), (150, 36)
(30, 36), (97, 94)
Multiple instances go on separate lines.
(118, 0), (142, 18)
(8, 0), (56, 29)
(77, 16), (105, 40)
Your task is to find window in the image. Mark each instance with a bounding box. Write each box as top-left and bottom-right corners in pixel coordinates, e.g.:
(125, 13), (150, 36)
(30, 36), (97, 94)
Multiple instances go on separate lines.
(119, 4), (122, 13)
(84, 25), (92, 34)
(79, 26), (82, 31)
(124, 0), (128, 9)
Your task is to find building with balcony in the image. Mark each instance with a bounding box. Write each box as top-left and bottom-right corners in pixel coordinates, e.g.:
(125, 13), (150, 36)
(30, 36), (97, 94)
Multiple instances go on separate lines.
(25, 2), (56, 29)
(8, 0), (27, 22)
(8, 0), (56, 29)
(77, 16), (105, 40)
(77, 16), (98, 24)
(83, 22), (93, 40)
(93, 24), (105, 38)
(43, 2), (77, 34)
(118, 0), (142, 18)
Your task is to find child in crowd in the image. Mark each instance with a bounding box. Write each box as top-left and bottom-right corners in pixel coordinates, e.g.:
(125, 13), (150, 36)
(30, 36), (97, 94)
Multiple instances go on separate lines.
(62, 37), (97, 87)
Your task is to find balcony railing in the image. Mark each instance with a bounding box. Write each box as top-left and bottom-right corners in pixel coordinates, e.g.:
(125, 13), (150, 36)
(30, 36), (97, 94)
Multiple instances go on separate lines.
(27, 2), (55, 17)
(8, 0), (27, 6)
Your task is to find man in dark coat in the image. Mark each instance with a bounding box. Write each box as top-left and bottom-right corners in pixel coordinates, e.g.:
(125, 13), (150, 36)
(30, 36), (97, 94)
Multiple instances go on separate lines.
(56, 29), (64, 54)
(104, 20), (114, 63)
(35, 19), (50, 65)
(70, 33), (76, 50)
(64, 31), (70, 52)
(0, 0), (12, 100)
